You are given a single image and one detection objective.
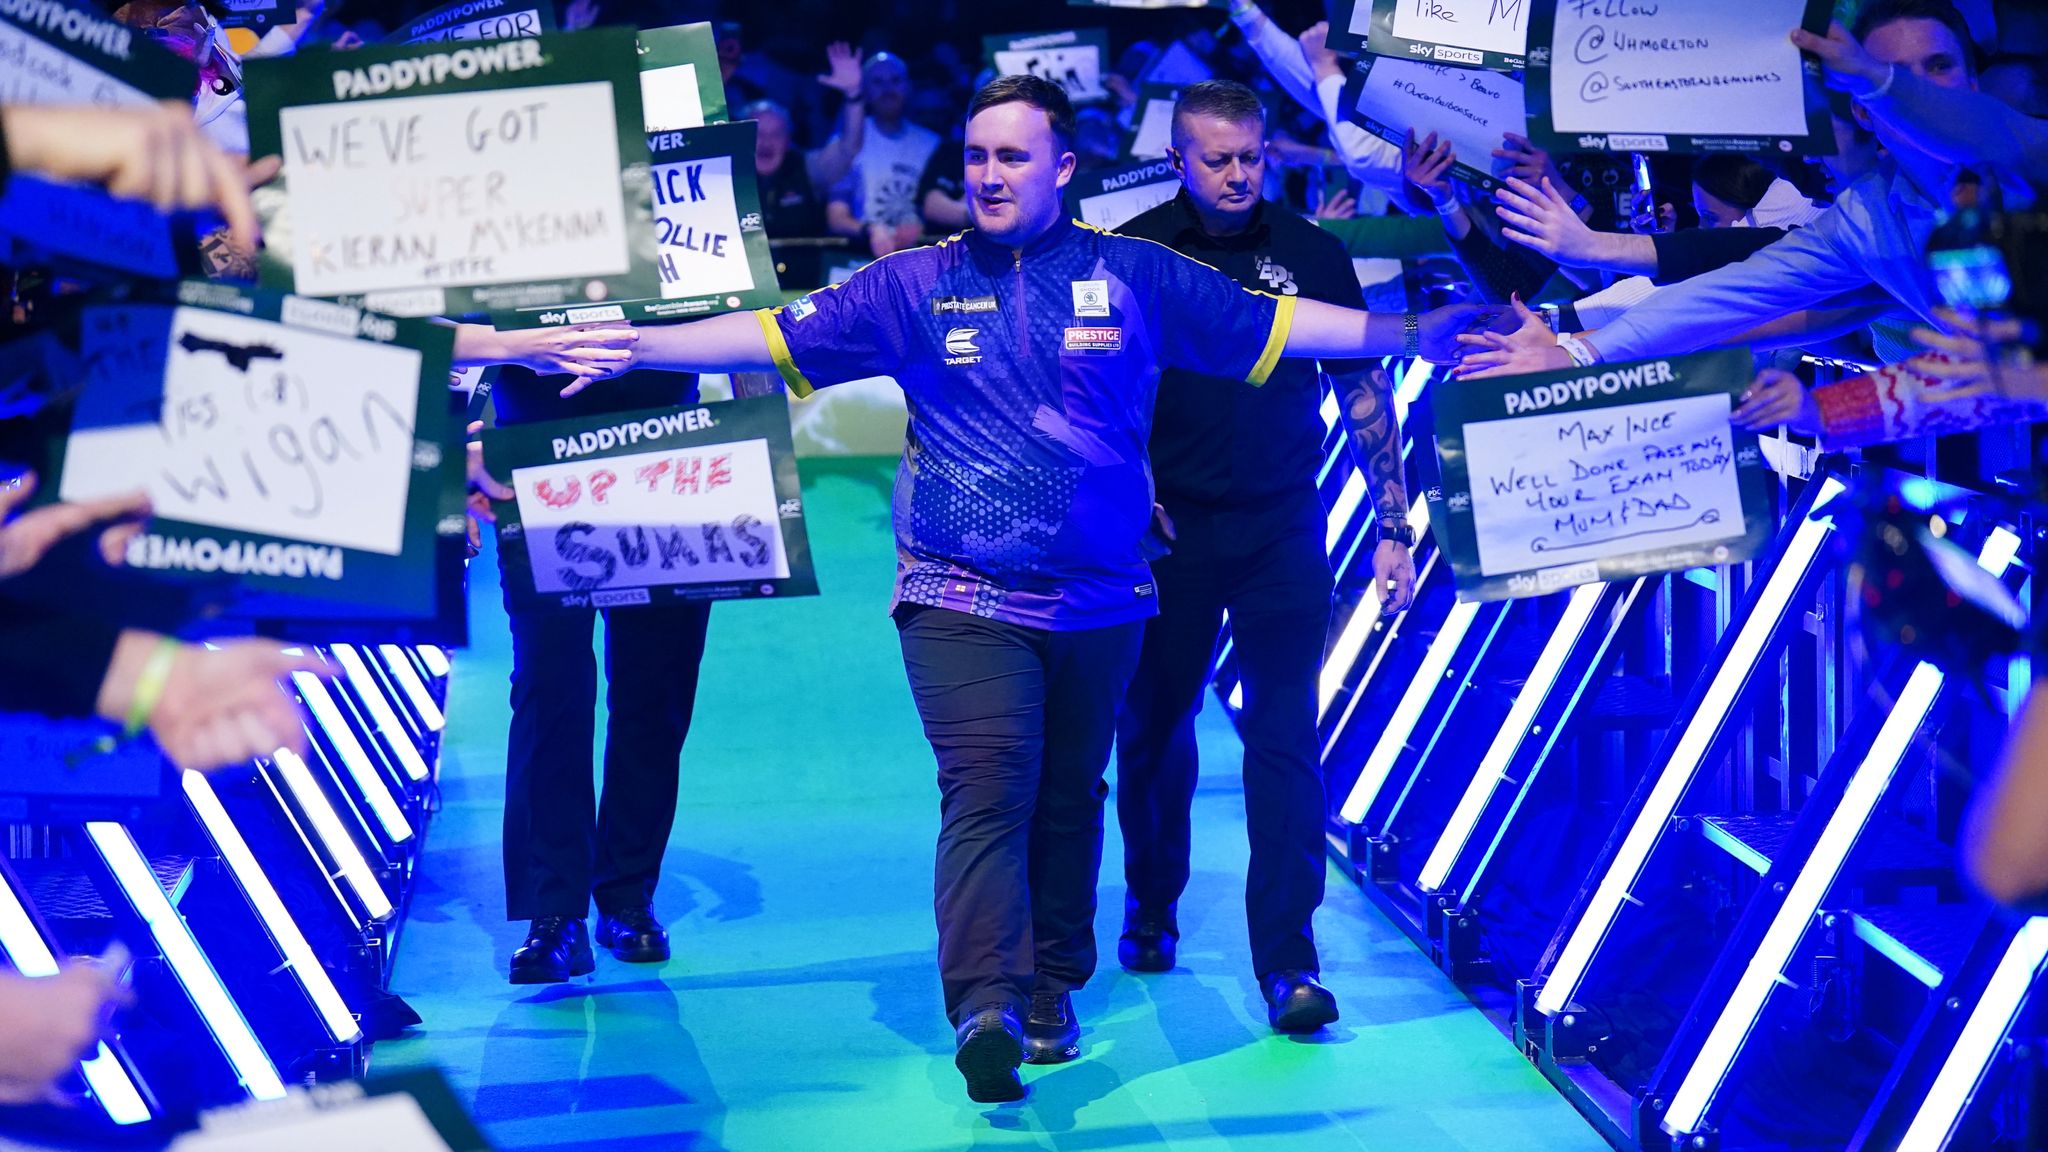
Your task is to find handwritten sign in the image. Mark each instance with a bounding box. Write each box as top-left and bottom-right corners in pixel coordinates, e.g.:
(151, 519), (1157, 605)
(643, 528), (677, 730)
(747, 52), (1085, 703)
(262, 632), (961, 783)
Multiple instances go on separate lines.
(487, 395), (818, 610)
(637, 22), (727, 132)
(1121, 82), (1183, 161)
(1065, 157), (1181, 231)
(1329, 0), (1527, 71)
(0, 0), (197, 276)
(985, 29), (1111, 105)
(1527, 0), (1833, 157)
(43, 280), (464, 638)
(396, 0), (555, 44)
(496, 120), (779, 327)
(1338, 55), (1526, 191)
(1430, 348), (1772, 601)
(246, 29), (658, 318)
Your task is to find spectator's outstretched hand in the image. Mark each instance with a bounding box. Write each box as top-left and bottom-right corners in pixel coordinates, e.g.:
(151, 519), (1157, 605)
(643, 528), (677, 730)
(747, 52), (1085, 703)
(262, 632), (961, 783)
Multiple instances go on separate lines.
(0, 471), (150, 579)
(1910, 310), (2048, 403)
(1492, 133), (1568, 198)
(1494, 177), (1601, 267)
(1732, 368), (1820, 433)
(1453, 295), (1570, 378)
(1792, 22), (1890, 97)
(0, 958), (134, 1105)
(0, 102), (281, 251)
(1400, 129), (1456, 215)
(818, 42), (865, 98)
(100, 635), (326, 773)
(1418, 302), (1499, 364)
(1298, 21), (1342, 82)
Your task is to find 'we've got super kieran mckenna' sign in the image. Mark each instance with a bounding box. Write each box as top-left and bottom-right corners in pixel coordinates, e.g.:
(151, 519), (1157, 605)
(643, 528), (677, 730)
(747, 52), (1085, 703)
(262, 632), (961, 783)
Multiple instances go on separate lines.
(245, 29), (659, 318)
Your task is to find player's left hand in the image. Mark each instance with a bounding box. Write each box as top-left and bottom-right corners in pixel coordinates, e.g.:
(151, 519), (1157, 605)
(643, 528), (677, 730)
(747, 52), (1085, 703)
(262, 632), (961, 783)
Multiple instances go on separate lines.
(1453, 294), (1570, 378)
(1372, 540), (1414, 615)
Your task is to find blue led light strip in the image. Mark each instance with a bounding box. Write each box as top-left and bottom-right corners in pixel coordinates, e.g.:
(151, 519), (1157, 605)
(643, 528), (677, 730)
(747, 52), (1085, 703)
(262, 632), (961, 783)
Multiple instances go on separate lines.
(0, 869), (151, 1124)
(83, 823), (286, 1101)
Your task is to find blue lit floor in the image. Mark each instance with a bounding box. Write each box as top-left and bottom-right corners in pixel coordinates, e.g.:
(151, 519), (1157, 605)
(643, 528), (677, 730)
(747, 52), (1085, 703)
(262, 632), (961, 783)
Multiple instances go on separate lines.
(372, 458), (1606, 1152)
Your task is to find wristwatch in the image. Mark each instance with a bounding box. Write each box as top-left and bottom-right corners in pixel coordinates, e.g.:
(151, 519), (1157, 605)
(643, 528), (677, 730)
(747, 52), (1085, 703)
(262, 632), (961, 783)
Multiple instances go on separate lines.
(1401, 313), (1420, 360)
(1378, 516), (1416, 548)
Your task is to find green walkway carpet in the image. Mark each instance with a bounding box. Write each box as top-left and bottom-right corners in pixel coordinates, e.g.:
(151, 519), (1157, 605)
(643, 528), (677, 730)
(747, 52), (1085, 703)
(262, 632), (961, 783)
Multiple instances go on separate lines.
(375, 457), (1607, 1152)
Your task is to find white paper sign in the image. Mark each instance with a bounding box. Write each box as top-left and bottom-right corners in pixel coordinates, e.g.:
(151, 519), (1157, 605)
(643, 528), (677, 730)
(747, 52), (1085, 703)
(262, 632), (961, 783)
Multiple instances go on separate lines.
(1128, 98), (1175, 159)
(60, 307), (424, 556)
(1390, 0), (1529, 60)
(1077, 179), (1178, 231)
(639, 63), (704, 131)
(1545, 0), (1810, 138)
(511, 438), (789, 592)
(404, 7), (545, 42)
(1461, 392), (1743, 577)
(994, 45), (1107, 103)
(0, 24), (151, 105)
(277, 81), (629, 297)
(168, 1093), (453, 1152)
(651, 155), (752, 298)
(1349, 58), (1524, 184)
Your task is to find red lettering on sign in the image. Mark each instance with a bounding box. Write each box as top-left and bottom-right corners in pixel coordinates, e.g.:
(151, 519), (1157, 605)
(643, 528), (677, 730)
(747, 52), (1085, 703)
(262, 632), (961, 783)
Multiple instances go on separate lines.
(535, 477), (581, 508)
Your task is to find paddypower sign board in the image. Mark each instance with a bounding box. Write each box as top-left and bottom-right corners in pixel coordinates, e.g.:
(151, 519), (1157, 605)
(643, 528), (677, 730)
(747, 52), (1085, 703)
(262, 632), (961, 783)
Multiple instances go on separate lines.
(245, 29), (659, 318)
(0, 0), (199, 276)
(495, 120), (778, 327)
(1430, 347), (1772, 602)
(44, 280), (466, 640)
(486, 396), (818, 610)
(1526, 0), (1834, 156)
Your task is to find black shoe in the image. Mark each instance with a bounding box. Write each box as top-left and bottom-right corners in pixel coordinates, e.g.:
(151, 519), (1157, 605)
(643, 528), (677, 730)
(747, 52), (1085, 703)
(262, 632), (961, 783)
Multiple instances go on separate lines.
(1022, 990), (1081, 1065)
(953, 1006), (1026, 1103)
(509, 917), (594, 984)
(595, 906), (670, 963)
(1118, 910), (1177, 973)
(1263, 969), (1340, 1033)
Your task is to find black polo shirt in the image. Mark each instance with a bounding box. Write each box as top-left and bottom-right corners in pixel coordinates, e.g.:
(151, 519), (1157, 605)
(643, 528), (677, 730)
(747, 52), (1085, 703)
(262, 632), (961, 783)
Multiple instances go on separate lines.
(1118, 190), (1367, 507)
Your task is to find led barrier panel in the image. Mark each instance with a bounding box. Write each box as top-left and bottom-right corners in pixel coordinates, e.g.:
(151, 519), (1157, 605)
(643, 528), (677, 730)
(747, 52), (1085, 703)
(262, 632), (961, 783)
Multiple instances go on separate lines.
(1896, 917), (2048, 1152)
(1536, 477), (1848, 1018)
(1338, 598), (1481, 825)
(293, 672), (412, 844)
(273, 747), (395, 921)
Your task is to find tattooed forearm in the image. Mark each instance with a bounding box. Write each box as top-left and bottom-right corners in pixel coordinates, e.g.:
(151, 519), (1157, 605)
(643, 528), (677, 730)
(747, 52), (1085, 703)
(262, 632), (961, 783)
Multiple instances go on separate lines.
(1335, 366), (1406, 520)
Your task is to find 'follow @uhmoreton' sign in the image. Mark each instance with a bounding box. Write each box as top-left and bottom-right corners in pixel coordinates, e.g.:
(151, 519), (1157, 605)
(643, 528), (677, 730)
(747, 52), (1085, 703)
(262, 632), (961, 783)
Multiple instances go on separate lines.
(1430, 346), (1773, 602)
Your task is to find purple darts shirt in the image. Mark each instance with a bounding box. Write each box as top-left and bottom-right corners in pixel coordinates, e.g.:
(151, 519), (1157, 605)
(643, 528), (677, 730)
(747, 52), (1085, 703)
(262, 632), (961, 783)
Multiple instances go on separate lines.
(756, 217), (1295, 631)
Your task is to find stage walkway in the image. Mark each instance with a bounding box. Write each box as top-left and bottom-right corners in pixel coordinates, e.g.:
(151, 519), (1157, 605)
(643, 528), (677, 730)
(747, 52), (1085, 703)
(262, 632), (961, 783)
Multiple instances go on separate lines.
(375, 457), (1606, 1152)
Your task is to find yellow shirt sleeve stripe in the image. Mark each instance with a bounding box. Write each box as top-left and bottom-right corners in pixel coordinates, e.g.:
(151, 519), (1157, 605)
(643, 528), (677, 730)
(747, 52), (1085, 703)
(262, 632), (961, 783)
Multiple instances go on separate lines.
(1247, 293), (1296, 388)
(754, 309), (815, 398)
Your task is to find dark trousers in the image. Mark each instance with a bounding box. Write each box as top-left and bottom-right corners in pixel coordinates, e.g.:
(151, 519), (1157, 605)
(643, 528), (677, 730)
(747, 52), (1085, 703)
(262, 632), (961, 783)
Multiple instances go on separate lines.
(1116, 492), (1333, 979)
(502, 596), (712, 921)
(896, 604), (1145, 1027)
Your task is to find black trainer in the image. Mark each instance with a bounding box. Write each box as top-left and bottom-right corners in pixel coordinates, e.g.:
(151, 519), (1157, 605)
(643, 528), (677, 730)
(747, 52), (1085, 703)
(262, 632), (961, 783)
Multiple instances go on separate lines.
(595, 906), (670, 963)
(953, 1005), (1026, 1103)
(1118, 909), (1177, 973)
(1263, 969), (1340, 1033)
(1022, 990), (1081, 1065)
(509, 916), (594, 984)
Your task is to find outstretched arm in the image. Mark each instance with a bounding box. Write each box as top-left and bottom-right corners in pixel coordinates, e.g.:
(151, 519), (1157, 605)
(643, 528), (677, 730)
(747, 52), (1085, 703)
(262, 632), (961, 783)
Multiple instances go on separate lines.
(1284, 299), (1487, 363)
(625, 310), (779, 374)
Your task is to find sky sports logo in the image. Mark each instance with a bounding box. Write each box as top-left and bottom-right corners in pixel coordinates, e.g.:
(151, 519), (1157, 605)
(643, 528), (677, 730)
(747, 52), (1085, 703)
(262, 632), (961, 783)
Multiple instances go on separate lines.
(1583, 134), (1672, 151)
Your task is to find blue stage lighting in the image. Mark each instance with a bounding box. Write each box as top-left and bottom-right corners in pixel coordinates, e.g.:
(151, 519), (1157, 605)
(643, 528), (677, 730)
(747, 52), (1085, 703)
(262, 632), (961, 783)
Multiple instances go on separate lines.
(181, 771), (363, 1045)
(1320, 498), (1434, 722)
(414, 645), (452, 679)
(379, 645), (445, 733)
(1338, 598), (1481, 825)
(1536, 476), (1849, 1018)
(83, 823), (287, 1102)
(272, 747), (395, 922)
(1896, 917), (2048, 1151)
(332, 645), (429, 783)
(293, 672), (413, 845)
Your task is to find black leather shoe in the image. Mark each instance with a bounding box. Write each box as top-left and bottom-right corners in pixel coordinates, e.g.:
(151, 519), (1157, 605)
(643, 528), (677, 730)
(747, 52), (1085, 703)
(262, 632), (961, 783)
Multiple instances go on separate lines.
(1118, 910), (1177, 973)
(1263, 969), (1340, 1033)
(509, 917), (593, 984)
(1022, 990), (1081, 1065)
(953, 1006), (1026, 1103)
(595, 907), (670, 963)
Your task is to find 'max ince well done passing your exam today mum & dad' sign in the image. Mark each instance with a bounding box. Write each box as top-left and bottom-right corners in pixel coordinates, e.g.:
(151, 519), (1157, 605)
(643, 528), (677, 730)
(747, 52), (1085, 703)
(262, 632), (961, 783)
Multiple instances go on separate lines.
(1431, 347), (1773, 602)
(244, 28), (660, 318)
(487, 395), (818, 611)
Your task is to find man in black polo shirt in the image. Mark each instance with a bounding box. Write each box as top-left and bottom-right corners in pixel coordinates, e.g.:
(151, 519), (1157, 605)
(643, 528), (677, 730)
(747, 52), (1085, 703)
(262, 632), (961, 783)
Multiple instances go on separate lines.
(1114, 79), (1416, 1032)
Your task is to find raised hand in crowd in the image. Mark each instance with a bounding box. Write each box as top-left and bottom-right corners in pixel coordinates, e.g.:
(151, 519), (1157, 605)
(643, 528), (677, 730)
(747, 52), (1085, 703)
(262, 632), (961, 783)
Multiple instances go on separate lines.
(1313, 187), (1358, 221)
(1910, 310), (2048, 403)
(817, 41), (865, 99)
(0, 103), (281, 250)
(1491, 176), (1650, 273)
(1731, 368), (1821, 433)
(0, 472), (150, 581)
(95, 632), (323, 773)
(1297, 21), (1343, 83)
(451, 324), (641, 397)
(0, 954), (133, 1106)
(1491, 133), (1571, 206)
(1453, 295), (1570, 378)
(1399, 128), (1457, 217)
(1791, 20), (1892, 97)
